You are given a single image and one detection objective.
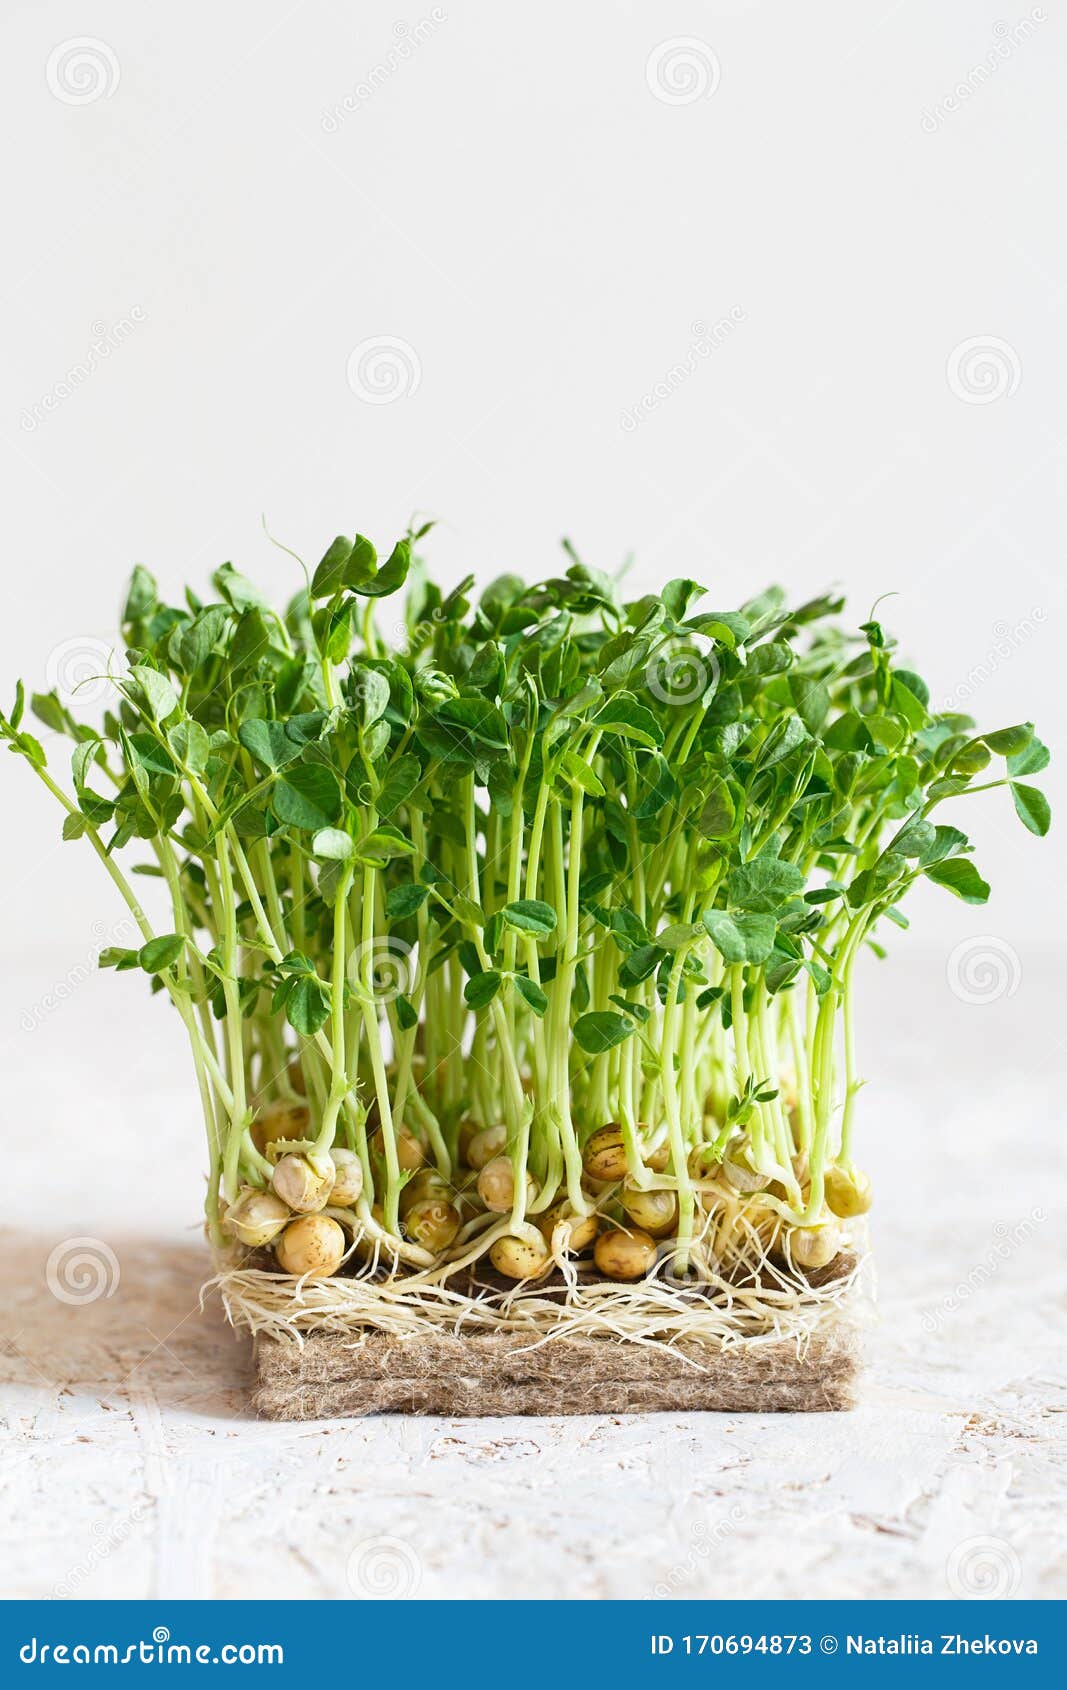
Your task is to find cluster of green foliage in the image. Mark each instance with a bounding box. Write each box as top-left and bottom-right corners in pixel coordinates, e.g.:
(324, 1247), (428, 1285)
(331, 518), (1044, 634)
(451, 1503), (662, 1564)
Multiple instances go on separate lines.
(0, 527), (1050, 1270)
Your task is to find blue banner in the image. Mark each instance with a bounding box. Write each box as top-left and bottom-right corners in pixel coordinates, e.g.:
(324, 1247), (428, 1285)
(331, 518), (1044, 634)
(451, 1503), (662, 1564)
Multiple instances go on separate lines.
(3, 1601), (1062, 1682)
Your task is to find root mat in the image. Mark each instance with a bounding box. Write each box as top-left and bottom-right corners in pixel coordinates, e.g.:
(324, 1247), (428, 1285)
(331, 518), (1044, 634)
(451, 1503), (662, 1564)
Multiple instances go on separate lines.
(253, 1322), (859, 1418)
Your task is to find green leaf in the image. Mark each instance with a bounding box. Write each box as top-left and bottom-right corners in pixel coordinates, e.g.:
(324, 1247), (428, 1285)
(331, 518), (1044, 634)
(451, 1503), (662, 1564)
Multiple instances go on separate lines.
(377, 755), (422, 815)
(385, 882), (430, 919)
(279, 950), (317, 975)
(128, 666), (179, 723)
(662, 578), (705, 622)
(311, 536), (359, 598)
(501, 899), (557, 937)
(31, 691), (67, 734)
(701, 910), (777, 965)
(395, 993), (419, 1031)
(98, 946), (139, 973)
(173, 605), (229, 674)
(891, 673), (928, 729)
(789, 675), (830, 733)
(572, 1010), (635, 1053)
(127, 733), (177, 780)
(451, 895), (485, 928)
(1007, 736), (1049, 778)
(559, 747), (605, 797)
(351, 666), (391, 728)
(724, 857), (805, 912)
(514, 975), (549, 1016)
(316, 601), (354, 664)
(168, 719), (211, 775)
(98, 946), (140, 971)
(866, 714), (905, 752)
(927, 775), (973, 802)
(746, 640), (793, 678)
(123, 564), (158, 624)
(468, 642), (505, 694)
(753, 713), (810, 771)
(355, 538), (411, 599)
(684, 609), (750, 647)
(608, 993), (650, 1024)
(697, 776), (737, 840)
(951, 740), (992, 778)
(237, 719), (302, 771)
(212, 561), (268, 613)
(317, 858), (350, 912)
(283, 974), (331, 1036)
(416, 698), (510, 765)
(273, 763), (343, 830)
(656, 922), (702, 951)
(823, 712), (872, 753)
(592, 696), (664, 748)
(892, 818), (936, 857)
(464, 970), (501, 1010)
(893, 669), (929, 706)
(618, 944), (665, 987)
(919, 825), (969, 867)
(311, 827), (354, 860)
(62, 812), (88, 841)
(983, 722), (1033, 757)
(138, 934), (185, 974)
(924, 858), (991, 904)
(847, 853), (907, 908)
(633, 754), (679, 820)
(1010, 782), (1051, 837)
(357, 825), (416, 863)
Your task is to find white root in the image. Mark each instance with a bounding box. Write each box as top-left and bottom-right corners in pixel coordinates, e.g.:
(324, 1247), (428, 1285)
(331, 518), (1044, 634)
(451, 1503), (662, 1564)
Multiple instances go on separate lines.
(207, 1226), (869, 1359)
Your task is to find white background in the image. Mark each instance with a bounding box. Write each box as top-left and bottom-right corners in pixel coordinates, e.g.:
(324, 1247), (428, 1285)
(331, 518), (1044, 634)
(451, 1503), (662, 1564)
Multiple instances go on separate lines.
(0, 1), (1064, 1602)
(1, 0), (1063, 958)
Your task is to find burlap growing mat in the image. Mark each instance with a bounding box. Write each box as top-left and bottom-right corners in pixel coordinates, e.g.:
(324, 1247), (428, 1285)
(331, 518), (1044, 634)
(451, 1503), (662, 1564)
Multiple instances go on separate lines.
(253, 1321), (860, 1418)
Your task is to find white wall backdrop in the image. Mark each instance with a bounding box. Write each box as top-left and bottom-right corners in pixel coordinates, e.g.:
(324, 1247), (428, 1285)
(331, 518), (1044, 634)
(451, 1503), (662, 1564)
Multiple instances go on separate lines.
(1, 0), (1063, 984)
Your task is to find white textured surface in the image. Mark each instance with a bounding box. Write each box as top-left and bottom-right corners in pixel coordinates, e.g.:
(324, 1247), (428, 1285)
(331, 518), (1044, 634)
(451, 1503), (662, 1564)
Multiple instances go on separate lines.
(0, 948), (1063, 1601)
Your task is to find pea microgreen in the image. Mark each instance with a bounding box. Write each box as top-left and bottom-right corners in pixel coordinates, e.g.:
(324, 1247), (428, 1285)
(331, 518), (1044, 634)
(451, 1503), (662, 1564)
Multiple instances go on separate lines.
(0, 530), (1049, 1274)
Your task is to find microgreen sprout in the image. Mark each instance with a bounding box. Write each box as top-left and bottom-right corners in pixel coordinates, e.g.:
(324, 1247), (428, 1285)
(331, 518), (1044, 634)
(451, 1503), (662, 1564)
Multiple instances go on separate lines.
(1, 530), (1050, 1310)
